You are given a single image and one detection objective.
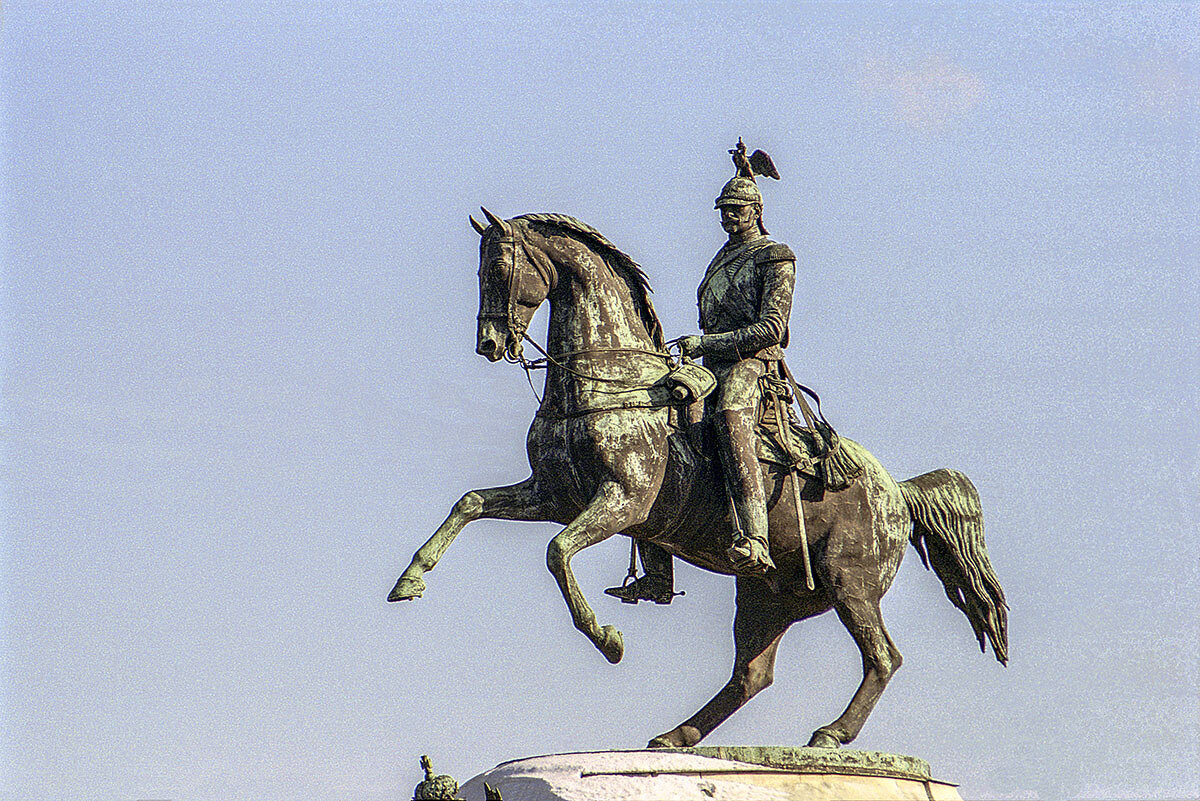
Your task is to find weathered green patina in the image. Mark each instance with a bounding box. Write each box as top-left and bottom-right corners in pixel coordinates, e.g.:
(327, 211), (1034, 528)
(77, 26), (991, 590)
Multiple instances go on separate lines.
(388, 143), (1008, 751)
(678, 746), (932, 781)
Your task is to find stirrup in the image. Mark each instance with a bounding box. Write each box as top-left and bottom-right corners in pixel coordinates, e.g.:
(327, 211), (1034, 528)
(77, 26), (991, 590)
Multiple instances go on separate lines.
(603, 575), (681, 605)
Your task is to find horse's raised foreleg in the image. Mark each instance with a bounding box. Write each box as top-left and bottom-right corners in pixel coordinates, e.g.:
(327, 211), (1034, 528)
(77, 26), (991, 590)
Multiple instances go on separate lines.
(546, 480), (649, 665)
(807, 597), (902, 747)
(388, 478), (551, 602)
(648, 577), (797, 747)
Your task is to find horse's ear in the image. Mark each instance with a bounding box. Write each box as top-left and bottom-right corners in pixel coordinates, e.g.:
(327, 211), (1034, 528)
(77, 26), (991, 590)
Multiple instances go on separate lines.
(481, 206), (509, 235)
(469, 215), (488, 236)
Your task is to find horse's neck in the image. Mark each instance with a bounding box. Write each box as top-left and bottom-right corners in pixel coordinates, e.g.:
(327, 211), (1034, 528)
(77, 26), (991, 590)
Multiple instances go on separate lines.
(544, 245), (655, 358)
(529, 233), (661, 408)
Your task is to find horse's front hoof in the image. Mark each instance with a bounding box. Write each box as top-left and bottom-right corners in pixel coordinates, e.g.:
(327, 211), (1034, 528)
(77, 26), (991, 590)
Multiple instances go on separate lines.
(387, 575), (426, 602)
(806, 728), (842, 748)
(596, 624), (624, 664)
(647, 736), (674, 749)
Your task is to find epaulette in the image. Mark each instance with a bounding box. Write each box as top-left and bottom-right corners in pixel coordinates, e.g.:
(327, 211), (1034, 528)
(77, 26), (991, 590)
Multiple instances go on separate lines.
(756, 242), (795, 263)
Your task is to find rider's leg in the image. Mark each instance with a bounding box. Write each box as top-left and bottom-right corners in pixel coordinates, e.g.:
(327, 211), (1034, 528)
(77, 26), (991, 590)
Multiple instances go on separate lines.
(638, 540), (674, 591)
(713, 359), (774, 572)
(717, 409), (775, 572)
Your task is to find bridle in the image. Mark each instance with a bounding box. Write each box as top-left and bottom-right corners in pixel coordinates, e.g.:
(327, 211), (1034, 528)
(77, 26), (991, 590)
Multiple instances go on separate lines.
(475, 224), (557, 362)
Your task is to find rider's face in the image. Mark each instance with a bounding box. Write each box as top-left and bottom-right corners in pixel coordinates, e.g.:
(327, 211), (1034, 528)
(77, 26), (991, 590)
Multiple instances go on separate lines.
(719, 203), (759, 237)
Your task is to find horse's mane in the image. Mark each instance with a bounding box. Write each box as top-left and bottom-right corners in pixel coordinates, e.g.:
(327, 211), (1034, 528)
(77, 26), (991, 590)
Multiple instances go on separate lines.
(513, 213), (665, 349)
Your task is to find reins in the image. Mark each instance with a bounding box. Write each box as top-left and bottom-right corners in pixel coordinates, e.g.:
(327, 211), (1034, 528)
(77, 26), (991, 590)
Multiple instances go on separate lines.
(520, 334), (674, 385)
(515, 333), (678, 408)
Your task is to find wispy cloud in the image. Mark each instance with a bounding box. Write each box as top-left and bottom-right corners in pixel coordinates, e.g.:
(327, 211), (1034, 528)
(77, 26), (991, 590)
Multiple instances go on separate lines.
(1131, 59), (1199, 117)
(856, 55), (985, 131)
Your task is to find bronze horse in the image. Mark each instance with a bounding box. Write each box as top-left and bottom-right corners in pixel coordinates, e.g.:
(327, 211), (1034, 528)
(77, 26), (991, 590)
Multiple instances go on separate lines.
(389, 210), (1008, 749)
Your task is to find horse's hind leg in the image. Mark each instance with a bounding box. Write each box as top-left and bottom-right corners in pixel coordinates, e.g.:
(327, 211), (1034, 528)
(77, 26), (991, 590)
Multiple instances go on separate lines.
(808, 597), (903, 747)
(648, 578), (797, 748)
(389, 478), (552, 601)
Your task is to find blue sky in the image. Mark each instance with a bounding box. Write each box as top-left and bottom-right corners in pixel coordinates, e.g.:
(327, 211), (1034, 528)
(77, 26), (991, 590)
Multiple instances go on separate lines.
(4, 3), (1198, 800)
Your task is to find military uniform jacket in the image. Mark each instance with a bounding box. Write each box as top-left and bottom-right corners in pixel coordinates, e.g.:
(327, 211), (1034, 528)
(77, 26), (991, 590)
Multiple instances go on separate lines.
(697, 236), (796, 362)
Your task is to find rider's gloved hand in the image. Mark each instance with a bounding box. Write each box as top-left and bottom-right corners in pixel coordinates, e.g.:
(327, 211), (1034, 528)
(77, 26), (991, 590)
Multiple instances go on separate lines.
(678, 335), (704, 358)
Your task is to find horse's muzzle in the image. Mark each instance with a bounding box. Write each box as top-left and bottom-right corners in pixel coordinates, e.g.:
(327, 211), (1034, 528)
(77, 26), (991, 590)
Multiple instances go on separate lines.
(476, 320), (506, 362)
(476, 336), (503, 362)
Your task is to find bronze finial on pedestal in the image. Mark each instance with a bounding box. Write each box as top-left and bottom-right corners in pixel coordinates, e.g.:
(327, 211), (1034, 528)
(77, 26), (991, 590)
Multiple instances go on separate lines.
(412, 756), (460, 801)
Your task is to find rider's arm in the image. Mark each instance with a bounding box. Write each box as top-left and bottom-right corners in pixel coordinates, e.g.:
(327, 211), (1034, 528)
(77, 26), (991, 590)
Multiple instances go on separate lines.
(699, 253), (795, 360)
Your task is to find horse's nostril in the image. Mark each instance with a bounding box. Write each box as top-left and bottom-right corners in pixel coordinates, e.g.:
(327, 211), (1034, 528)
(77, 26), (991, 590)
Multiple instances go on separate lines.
(478, 338), (498, 356)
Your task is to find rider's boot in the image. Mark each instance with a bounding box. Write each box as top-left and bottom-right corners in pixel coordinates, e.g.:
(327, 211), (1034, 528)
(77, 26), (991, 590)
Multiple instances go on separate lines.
(717, 408), (776, 573)
(605, 542), (678, 604)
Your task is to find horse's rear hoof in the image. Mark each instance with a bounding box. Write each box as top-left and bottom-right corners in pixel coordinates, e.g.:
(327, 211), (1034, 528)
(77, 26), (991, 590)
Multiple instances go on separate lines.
(648, 725), (701, 749)
(806, 728), (841, 748)
(388, 576), (425, 602)
(597, 624), (624, 664)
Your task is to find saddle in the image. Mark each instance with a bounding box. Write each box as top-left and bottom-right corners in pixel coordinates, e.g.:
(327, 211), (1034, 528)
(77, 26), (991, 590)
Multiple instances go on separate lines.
(681, 361), (862, 495)
(754, 390), (822, 476)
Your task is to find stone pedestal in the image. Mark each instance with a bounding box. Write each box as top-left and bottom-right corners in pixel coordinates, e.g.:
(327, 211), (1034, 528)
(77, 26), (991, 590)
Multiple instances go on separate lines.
(457, 747), (961, 800)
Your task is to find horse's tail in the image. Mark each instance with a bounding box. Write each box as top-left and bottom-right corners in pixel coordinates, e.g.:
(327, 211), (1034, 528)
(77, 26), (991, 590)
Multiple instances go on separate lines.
(899, 469), (1009, 665)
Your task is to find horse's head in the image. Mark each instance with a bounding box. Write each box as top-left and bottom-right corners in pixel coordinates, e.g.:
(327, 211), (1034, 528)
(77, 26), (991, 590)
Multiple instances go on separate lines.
(471, 208), (557, 362)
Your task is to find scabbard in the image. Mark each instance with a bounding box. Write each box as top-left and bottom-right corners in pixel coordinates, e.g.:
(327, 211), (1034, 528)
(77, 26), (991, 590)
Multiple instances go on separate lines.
(790, 469), (815, 590)
(770, 386), (816, 591)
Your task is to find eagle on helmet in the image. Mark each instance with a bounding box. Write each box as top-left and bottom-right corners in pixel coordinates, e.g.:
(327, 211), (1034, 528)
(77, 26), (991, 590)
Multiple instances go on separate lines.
(714, 137), (780, 235)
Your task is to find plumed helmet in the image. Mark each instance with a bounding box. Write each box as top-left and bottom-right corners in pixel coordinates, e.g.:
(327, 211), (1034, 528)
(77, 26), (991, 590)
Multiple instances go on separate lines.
(714, 176), (763, 209)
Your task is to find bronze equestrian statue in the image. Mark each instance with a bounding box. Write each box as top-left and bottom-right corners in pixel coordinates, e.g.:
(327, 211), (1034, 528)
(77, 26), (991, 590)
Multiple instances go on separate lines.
(389, 143), (1008, 750)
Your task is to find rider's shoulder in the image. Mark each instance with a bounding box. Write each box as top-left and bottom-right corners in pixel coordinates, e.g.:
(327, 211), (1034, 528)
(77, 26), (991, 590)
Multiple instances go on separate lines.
(754, 240), (795, 264)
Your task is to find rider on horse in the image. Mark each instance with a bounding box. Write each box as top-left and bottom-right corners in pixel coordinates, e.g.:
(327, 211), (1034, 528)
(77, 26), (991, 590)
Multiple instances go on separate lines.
(607, 141), (796, 602)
